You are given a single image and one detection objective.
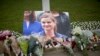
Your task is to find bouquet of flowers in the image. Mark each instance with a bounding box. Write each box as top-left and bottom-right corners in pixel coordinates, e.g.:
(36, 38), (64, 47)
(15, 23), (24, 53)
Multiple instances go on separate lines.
(72, 26), (92, 51)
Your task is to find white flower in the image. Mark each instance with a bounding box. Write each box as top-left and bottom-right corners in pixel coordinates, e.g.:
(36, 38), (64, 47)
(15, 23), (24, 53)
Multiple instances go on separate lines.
(72, 26), (82, 35)
(81, 45), (83, 50)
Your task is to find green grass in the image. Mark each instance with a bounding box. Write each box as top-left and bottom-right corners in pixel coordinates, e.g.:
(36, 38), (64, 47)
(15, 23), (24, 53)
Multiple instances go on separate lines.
(50, 0), (100, 21)
(0, 0), (42, 32)
(0, 0), (100, 32)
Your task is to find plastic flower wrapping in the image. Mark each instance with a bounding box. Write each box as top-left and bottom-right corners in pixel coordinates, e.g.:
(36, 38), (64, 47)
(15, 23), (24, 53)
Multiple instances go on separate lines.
(17, 36), (29, 56)
(28, 34), (43, 56)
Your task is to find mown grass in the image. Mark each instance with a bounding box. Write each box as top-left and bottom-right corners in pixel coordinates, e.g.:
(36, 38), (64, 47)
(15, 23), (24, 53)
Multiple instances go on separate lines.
(0, 0), (100, 32)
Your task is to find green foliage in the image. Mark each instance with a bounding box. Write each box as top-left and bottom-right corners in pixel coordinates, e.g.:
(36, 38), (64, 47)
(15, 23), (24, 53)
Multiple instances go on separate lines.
(17, 36), (29, 55)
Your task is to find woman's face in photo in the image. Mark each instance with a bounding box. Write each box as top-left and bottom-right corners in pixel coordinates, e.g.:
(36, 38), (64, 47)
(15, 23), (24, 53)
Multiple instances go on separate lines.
(41, 18), (56, 31)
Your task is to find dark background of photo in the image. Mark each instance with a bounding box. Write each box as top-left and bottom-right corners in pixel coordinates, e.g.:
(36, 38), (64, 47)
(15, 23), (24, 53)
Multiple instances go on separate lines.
(0, 0), (100, 32)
